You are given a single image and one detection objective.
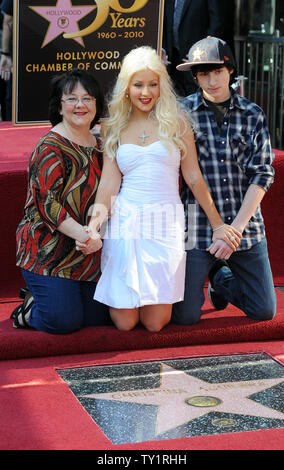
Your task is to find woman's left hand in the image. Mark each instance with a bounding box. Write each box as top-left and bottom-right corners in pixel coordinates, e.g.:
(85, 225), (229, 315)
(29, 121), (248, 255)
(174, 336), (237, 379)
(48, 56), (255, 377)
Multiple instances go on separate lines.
(75, 234), (102, 255)
(212, 224), (242, 251)
(207, 239), (234, 260)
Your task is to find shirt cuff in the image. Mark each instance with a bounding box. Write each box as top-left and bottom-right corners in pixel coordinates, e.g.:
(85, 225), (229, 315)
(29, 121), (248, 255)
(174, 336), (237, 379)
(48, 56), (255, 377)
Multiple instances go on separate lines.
(249, 174), (274, 192)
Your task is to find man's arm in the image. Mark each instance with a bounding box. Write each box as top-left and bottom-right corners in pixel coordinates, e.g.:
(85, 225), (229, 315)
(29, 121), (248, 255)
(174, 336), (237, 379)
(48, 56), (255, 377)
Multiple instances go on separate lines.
(231, 184), (266, 234)
(208, 183), (267, 259)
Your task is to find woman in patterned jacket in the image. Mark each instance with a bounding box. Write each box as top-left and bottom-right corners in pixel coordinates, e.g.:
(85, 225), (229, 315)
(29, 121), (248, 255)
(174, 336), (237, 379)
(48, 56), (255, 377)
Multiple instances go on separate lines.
(12, 69), (111, 333)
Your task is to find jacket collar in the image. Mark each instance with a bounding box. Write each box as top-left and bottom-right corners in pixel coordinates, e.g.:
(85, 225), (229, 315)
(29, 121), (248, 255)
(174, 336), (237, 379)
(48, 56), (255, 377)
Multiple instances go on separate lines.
(188, 87), (247, 111)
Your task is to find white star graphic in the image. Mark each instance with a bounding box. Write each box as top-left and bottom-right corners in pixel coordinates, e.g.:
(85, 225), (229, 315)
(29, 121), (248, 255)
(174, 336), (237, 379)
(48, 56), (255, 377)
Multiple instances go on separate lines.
(82, 364), (284, 436)
(192, 46), (206, 62)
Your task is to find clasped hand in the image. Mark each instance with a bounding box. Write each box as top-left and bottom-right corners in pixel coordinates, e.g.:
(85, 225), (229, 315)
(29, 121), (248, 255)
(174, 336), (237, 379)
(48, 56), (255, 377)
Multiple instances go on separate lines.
(208, 224), (242, 260)
(75, 226), (102, 255)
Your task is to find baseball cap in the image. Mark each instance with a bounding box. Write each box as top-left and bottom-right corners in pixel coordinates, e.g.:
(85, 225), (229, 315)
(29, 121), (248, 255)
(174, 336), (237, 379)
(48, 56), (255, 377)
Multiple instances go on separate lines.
(177, 36), (236, 71)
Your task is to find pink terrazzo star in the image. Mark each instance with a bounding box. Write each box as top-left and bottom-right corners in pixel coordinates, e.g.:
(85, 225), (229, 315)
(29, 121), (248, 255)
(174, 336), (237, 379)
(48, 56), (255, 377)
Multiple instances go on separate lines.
(82, 363), (284, 435)
(29, 0), (96, 47)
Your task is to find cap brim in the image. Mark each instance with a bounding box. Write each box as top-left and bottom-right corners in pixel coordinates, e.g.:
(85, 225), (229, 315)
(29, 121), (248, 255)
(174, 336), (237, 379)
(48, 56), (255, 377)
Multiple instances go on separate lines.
(176, 60), (224, 71)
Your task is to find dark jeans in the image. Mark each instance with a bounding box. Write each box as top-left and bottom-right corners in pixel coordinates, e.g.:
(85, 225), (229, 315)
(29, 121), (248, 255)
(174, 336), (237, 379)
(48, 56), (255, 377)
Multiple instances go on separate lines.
(0, 76), (12, 120)
(21, 269), (112, 334)
(172, 238), (277, 325)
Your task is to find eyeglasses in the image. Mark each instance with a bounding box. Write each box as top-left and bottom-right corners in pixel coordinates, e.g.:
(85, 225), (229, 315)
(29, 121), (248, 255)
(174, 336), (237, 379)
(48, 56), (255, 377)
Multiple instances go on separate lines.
(61, 96), (96, 106)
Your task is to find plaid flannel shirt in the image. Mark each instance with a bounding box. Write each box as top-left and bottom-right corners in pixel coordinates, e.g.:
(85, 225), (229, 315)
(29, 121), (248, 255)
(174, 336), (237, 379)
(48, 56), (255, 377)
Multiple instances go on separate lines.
(182, 87), (275, 251)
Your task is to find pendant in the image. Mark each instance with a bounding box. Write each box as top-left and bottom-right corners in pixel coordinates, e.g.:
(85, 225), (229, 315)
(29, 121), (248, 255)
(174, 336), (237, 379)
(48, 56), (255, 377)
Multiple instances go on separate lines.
(138, 130), (150, 145)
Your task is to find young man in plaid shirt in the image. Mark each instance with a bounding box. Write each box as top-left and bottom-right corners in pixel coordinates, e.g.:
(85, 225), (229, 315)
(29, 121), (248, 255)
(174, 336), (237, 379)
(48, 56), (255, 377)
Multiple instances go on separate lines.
(172, 36), (277, 324)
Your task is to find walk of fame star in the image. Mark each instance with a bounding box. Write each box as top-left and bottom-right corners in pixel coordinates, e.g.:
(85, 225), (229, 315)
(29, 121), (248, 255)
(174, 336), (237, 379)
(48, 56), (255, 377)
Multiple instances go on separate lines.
(81, 363), (284, 436)
(29, 0), (96, 47)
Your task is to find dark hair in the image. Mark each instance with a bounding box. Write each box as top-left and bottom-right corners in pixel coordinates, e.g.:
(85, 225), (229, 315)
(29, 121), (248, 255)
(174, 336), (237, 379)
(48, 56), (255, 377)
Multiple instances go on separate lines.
(48, 69), (104, 127)
(190, 63), (236, 84)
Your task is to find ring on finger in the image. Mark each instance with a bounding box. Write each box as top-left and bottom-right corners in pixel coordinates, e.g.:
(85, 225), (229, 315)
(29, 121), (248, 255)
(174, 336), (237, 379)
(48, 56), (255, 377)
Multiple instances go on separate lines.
(229, 235), (236, 241)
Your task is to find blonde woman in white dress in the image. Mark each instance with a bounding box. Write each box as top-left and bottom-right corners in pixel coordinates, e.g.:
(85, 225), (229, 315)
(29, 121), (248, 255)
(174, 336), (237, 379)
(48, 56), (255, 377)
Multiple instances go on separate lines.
(77, 46), (241, 332)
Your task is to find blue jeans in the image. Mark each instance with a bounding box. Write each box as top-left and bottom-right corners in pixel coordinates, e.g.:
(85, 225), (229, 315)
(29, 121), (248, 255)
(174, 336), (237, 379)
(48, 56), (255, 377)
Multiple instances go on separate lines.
(172, 238), (277, 325)
(21, 269), (112, 334)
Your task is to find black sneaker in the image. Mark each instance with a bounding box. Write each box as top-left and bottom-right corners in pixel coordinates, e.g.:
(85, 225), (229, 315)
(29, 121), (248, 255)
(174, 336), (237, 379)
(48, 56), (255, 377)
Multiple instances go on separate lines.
(208, 259), (229, 310)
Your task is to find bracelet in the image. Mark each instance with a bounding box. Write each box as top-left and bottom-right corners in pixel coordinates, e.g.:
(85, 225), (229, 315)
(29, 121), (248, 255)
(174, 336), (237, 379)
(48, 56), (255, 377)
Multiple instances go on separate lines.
(212, 223), (226, 232)
(1, 51), (11, 56)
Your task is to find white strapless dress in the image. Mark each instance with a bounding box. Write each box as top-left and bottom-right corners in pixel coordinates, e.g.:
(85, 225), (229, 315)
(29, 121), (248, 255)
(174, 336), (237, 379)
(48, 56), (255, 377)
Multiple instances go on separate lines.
(94, 141), (186, 308)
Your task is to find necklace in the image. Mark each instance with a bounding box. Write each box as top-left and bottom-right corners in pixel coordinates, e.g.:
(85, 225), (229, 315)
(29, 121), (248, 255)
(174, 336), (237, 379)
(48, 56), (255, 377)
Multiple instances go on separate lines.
(138, 130), (150, 145)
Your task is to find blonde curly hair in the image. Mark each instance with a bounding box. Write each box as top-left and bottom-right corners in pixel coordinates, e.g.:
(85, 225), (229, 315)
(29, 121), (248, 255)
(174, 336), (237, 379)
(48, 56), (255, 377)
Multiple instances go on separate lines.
(101, 46), (189, 160)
